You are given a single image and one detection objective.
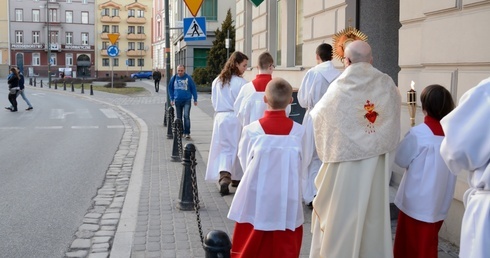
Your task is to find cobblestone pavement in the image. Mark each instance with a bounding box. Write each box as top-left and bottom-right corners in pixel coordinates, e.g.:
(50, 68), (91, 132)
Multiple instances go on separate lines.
(26, 80), (459, 258)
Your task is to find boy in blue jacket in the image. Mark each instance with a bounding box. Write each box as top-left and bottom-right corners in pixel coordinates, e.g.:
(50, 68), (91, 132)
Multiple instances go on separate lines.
(168, 65), (198, 139)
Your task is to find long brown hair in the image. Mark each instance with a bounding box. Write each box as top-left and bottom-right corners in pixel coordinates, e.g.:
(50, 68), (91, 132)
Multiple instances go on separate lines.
(420, 84), (455, 120)
(10, 67), (19, 79)
(218, 51), (248, 87)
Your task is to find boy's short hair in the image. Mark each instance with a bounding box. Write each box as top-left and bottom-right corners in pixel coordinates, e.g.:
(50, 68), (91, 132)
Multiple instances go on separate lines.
(420, 84), (455, 120)
(316, 43), (333, 62)
(265, 77), (292, 109)
(258, 52), (274, 70)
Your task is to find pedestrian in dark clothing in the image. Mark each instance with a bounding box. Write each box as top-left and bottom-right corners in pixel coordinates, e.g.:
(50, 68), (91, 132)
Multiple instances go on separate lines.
(6, 67), (20, 112)
(153, 69), (162, 92)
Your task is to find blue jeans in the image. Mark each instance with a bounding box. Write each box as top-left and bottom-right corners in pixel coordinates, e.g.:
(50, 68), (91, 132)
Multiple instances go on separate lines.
(174, 100), (191, 134)
(10, 90), (32, 109)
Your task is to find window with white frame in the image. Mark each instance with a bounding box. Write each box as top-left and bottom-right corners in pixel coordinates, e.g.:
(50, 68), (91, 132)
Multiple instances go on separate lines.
(33, 31), (40, 44)
(65, 32), (73, 45)
(157, 20), (161, 38)
(102, 41), (109, 50)
(128, 9), (135, 17)
(66, 0), (72, 3)
(50, 53), (57, 65)
(32, 10), (40, 22)
(102, 58), (110, 66)
(81, 12), (89, 24)
(137, 26), (144, 34)
(136, 9), (144, 18)
(138, 59), (144, 67)
(202, 0), (217, 21)
(32, 53), (40, 66)
(113, 58), (119, 67)
(15, 31), (23, 44)
(102, 25), (109, 33)
(16, 9), (23, 21)
(127, 26), (135, 34)
(128, 42), (135, 51)
(102, 8), (109, 16)
(81, 32), (88, 45)
(49, 9), (57, 22)
(66, 11), (73, 23)
(112, 25), (119, 33)
(82, 0), (87, 4)
(137, 42), (144, 50)
(112, 9), (119, 17)
(66, 53), (73, 66)
(127, 59), (135, 66)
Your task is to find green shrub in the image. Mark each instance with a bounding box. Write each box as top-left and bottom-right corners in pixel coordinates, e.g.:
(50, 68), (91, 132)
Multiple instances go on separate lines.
(104, 82), (127, 88)
(192, 67), (212, 86)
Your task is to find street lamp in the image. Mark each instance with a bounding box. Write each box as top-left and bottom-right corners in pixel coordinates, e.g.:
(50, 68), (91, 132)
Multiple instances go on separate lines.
(44, 1), (51, 86)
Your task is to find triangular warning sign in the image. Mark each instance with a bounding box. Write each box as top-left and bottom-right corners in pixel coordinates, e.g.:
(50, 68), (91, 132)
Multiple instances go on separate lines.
(184, 0), (204, 17)
(107, 34), (119, 45)
(185, 18), (205, 38)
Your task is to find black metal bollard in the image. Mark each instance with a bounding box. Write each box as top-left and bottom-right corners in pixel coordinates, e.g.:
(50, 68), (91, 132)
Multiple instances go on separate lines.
(166, 106), (175, 139)
(29, 77), (33, 86)
(34, 77), (37, 87)
(203, 230), (231, 258)
(163, 102), (168, 127)
(90, 84), (93, 95)
(55, 82), (57, 90)
(63, 81), (66, 91)
(81, 83), (84, 94)
(71, 82), (74, 92)
(171, 118), (183, 162)
(48, 80), (51, 88)
(177, 143), (197, 210)
(40, 80), (43, 88)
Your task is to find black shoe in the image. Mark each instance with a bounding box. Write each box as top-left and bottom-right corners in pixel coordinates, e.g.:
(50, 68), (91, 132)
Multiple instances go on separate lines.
(231, 180), (240, 187)
(10, 109), (18, 112)
(5, 107), (12, 110)
(26, 107), (33, 111)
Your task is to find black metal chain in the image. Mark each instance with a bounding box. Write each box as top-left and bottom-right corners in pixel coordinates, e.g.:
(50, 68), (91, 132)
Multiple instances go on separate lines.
(178, 122), (183, 159)
(190, 150), (204, 246)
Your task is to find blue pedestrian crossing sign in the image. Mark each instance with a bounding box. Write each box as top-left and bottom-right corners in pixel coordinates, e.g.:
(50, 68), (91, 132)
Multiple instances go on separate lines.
(183, 17), (206, 41)
(107, 45), (119, 57)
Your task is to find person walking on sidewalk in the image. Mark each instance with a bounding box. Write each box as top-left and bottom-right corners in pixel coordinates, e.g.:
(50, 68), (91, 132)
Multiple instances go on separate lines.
(440, 77), (490, 258)
(168, 65), (198, 139)
(6, 67), (20, 112)
(228, 78), (305, 257)
(7, 68), (33, 111)
(297, 43), (340, 208)
(152, 69), (162, 92)
(205, 51), (249, 196)
(393, 84), (456, 258)
(309, 40), (401, 258)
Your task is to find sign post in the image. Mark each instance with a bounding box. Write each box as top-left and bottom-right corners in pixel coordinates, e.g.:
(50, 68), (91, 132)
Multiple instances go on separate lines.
(183, 17), (207, 41)
(107, 34), (119, 88)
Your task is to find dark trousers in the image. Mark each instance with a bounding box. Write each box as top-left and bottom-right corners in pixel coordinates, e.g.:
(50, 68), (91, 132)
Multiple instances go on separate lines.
(8, 90), (20, 111)
(154, 79), (160, 87)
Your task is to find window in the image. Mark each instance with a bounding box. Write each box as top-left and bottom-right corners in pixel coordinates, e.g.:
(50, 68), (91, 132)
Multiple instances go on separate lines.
(157, 20), (161, 38)
(137, 42), (144, 50)
(49, 9), (57, 22)
(138, 59), (144, 67)
(194, 48), (209, 68)
(66, 0), (72, 3)
(102, 58), (110, 66)
(81, 32), (88, 45)
(16, 9), (23, 21)
(295, 0), (303, 66)
(127, 26), (135, 34)
(276, 0), (282, 66)
(113, 58), (119, 66)
(49, 0), (56, 2)
(136, 10), (144, 18)
(66, 53), (73, 66)
(33, 31), (40, 44)
(32, 10), (40, 22)
(81, 12), (89, 24)
(50, 31), (59, 45)
(82, 0), (87, 4)
(128, 42), (135, 51)
(50, 53), (57, 65)
(65, 32), (73, 45)
(102, 25), (109, 33)
(127, 59), (135, 66)
(128, 9), (135, 17)
(66, 11), (73, 23)
(15, 31), (23, 44)
(102, 41), (109, 49)
(32, 53), (40, 66)
(102, 8), (109, 16)
(112, 9), (119, 17)
(112, 25), (119, 33)
(137, 26), (144, 34)
(202, 0), (217, 21)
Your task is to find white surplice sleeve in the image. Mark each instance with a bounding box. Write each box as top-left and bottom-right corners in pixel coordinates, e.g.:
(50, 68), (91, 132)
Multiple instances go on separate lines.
(394, 129), (420, 169)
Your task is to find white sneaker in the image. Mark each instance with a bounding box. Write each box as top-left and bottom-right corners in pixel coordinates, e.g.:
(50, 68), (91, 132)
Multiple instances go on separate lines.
(185, 134), (191, 139)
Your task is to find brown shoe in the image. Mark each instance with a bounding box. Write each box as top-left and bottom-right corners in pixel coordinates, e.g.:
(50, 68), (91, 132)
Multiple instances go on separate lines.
(231, 180), (240, 187)
(219, 172), (232, 196)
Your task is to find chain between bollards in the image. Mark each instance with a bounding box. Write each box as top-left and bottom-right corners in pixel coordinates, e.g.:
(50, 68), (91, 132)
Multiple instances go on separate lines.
(171, 118), (183, 162)
(167, 106), (174, 139)
(163, 102), (168, 127)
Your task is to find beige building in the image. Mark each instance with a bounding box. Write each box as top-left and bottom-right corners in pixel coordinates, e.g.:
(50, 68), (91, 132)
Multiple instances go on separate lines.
(235, 0), (490, 247)
(1, 0), (11, 77)
(95, 0), (153, 78)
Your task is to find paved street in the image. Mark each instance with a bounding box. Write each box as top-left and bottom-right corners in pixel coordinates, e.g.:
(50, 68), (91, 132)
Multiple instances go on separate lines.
(12, 78), (460, 257)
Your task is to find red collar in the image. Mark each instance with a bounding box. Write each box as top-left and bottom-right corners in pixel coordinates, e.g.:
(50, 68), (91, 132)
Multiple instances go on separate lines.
(424, 115), (444, 136)
(252, 74), (272, 92)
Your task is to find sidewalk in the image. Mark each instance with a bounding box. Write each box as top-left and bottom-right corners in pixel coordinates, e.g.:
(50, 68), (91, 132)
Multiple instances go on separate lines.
(23, 79), (458, 257)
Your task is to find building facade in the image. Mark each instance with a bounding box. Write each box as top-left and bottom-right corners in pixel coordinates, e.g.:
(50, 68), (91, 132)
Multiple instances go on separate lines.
(94, 0), (153, 78)
(0, 1), (9, 78)
(9, 0), (95, 79)
(235, 0), (490, 247)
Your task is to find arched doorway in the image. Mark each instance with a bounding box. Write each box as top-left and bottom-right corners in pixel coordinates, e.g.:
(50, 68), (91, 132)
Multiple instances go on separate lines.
(77, 54), (91, 79)
(16, 53), (24, 74)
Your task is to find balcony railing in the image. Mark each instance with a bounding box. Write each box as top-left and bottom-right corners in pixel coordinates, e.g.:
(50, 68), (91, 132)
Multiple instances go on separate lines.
(100, 16), (121, 23)
(126, 49), (147, 57)
(127, 16), (146, 24)
(126, 33), (146, 40)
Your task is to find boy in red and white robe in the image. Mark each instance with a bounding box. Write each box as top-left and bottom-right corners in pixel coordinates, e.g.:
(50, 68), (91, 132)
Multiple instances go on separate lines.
(228, 78), (305, 258)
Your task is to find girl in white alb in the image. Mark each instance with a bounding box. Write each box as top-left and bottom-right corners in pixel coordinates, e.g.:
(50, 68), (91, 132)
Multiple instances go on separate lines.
(393, 84), (457, 258)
